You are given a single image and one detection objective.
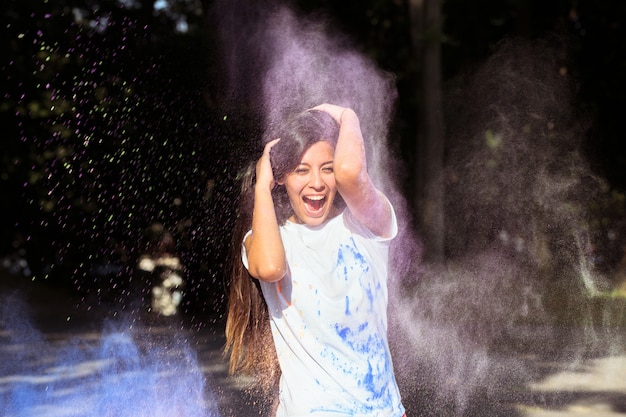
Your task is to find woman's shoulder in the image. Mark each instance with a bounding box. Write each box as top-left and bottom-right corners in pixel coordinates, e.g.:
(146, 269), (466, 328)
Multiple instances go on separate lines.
(344, 199), (398, 241)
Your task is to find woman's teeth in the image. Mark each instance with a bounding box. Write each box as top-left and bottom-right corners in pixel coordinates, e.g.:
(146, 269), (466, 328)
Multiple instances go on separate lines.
(304, 195), (325, 211)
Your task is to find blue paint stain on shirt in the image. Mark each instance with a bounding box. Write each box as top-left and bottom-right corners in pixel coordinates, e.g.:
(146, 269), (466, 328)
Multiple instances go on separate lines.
(314, 237), (398, 413)
(336, 325), (350, 341)
(336, 237), (370, 282)
(366, 286), (374, 305)
(330, 321), (396, 408)
(336, 247), (349, 280)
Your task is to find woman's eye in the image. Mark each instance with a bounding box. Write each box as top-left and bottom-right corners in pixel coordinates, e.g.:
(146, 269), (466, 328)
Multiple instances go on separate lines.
(322, 166), (334, 173)
(295, 168), (308, 174)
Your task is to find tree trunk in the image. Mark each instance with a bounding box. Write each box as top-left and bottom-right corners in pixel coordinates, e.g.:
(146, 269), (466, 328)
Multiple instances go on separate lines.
(409, 0), (445, 263)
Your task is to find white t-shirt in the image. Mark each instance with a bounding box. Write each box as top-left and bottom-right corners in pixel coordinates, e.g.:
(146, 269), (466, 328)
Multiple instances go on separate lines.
(243, 206), (405, 417)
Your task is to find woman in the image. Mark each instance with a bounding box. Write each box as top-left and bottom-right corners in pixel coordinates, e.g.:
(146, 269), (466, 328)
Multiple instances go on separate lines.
(225, 103), (405, 417)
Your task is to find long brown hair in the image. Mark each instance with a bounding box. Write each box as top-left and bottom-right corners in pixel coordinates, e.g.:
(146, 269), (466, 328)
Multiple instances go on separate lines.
(223, 109), (340, 396)
(223, 160), (279, 401)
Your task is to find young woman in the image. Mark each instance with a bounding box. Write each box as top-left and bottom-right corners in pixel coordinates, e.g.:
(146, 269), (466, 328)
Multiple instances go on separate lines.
(225, 103), (406, 417)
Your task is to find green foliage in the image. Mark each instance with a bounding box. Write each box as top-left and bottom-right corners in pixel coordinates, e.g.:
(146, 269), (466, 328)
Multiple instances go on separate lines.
(0, 0), (255, 315)
(1, 0), (625, 312)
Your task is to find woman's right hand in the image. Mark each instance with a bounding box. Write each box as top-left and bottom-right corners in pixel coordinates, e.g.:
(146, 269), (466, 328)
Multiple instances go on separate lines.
(256, 138), (281, 191)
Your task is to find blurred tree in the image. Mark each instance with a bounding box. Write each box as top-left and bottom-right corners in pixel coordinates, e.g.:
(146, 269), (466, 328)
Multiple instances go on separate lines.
(410, 0), (445, 263)
(0, 0), (258, 317)
(2, 0), (625, 312)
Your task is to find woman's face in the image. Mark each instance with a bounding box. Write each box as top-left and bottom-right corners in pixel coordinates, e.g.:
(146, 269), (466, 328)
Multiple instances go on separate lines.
(279, 140), (338, 226)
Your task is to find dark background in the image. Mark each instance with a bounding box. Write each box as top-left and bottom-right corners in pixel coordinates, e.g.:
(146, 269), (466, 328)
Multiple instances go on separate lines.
(1, 0), (625, 319)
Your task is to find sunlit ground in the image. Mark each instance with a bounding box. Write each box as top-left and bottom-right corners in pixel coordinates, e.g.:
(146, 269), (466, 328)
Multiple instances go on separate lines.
(0, 323), (257, 417)
(515, 355), (626, 417)
(515, 293), (626, 417)
(0, 270), (625, 417)
(0, 272), (258, 417)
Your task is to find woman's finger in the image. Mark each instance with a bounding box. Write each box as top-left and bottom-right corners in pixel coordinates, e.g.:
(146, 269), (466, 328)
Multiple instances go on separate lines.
(263, 138), (281, 154)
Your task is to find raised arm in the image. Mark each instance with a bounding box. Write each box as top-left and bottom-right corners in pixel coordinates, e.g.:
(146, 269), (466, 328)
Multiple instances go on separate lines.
(312, 103), (393, 238)
(245, 139), (287, 282)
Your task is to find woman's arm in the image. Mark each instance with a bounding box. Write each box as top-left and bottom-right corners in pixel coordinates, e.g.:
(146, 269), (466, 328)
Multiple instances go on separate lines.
(245, 139), (287, 282)
(312, 103), (393, 238)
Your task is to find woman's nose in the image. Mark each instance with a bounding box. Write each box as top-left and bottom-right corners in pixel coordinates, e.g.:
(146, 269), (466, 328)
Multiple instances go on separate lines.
(308, 170), (324, 189)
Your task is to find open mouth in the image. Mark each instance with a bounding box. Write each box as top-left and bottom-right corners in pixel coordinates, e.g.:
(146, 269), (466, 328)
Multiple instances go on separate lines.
(303, 195), (326, 215)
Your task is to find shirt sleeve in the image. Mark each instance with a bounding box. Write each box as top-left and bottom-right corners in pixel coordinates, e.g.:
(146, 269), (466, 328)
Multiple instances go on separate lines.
(343, 196), (398, 241)
(241, 229), (252, 270)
